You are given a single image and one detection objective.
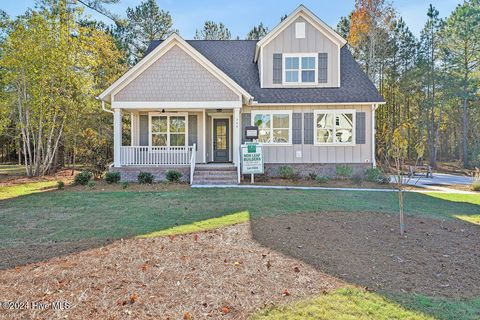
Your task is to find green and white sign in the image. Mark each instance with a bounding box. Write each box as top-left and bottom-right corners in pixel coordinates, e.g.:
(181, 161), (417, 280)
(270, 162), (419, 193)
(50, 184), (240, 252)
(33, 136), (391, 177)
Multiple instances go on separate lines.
(241, 143), (264, 174)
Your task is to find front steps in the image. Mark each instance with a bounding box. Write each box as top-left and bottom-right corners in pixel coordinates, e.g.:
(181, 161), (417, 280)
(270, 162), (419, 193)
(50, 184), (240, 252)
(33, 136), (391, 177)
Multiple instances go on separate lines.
(192, 164), (238, 185)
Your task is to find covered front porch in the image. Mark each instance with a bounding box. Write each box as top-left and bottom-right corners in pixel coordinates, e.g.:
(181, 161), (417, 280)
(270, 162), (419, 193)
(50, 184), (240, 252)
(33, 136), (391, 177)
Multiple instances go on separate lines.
(112, 107), (241, 183)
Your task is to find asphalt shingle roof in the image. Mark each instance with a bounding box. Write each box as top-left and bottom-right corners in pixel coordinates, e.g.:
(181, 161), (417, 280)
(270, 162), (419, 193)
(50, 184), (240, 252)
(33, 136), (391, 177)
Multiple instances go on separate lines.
(145, 40), (384, 104)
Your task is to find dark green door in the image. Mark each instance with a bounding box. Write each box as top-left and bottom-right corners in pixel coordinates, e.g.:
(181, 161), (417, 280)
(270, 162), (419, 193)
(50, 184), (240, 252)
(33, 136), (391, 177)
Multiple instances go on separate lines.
(213, 119), (229, 162)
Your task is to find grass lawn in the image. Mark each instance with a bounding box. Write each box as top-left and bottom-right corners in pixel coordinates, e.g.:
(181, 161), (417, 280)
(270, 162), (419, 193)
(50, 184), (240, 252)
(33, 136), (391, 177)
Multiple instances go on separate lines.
(0, 164), (25, 176)
(0, 185), (479, 319)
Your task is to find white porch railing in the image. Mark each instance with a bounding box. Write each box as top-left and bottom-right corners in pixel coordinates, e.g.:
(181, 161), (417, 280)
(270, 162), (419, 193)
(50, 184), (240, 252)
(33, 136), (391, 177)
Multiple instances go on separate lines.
(120, 146), (194, 166)
(190, 144), (196, 185)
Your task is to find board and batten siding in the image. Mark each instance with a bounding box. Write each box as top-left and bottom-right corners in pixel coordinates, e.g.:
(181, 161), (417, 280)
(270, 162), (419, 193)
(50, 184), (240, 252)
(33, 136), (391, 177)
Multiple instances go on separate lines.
(130, 110), (205, 164)
(114, 45), (240, 102)
(261, 16), (339, 88)
(242, 105), (373, 164)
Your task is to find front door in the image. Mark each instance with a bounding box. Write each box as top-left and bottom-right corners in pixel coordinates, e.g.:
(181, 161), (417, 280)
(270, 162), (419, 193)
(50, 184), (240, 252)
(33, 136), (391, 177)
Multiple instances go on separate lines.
(213, 119), (229, 162)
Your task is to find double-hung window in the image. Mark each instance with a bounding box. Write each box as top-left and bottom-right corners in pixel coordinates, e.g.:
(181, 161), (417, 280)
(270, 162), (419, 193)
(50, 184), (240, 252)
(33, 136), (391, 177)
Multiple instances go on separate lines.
(150, 114), (187, 147)
(284, 54), (317, 84)
(314, 110), (355, 145)
(252, 111), (292, 144)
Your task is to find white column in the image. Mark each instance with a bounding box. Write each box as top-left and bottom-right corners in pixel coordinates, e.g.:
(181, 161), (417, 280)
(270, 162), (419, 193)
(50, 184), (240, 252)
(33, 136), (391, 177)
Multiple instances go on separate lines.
(113, 108), (122, 167)
(232, 108), (240, 166)
(203, 109), (206, 163)
(371, 104), (376, 167)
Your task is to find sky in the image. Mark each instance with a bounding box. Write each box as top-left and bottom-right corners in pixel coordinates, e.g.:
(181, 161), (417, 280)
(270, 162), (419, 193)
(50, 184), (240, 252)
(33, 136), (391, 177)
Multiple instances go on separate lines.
(1, 0), (462, 38)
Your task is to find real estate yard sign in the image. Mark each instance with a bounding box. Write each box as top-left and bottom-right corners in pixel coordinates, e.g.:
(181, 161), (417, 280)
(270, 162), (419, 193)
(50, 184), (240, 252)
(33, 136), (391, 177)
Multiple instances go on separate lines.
(241, 143), (264, 174)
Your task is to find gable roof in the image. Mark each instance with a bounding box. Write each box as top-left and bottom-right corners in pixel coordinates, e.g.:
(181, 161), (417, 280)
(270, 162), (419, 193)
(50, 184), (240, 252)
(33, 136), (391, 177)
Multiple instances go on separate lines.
(99, 33), (252, 103)
(145, 40), (385, 104)
(254, 5), (348, 62)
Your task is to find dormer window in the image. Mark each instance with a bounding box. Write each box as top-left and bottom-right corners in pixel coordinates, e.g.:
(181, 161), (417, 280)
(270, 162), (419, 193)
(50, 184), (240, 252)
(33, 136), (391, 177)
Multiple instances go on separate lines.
(283, 54), (317, 84)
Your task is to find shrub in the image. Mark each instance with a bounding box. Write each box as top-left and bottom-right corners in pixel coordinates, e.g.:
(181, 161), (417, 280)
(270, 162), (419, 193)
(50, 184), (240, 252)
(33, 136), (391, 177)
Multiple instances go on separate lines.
(87, 180), (96, 189)
(308, 172), (317, 180)
(57, 181), (65, 190)
(316, 176), (330, 184)
(472, 183), (480, 192)
(121, 181), (129, 189)
(105, 172), (121, 184)
(138, 172), (154, 184)
(364, 167), (387, 183)
(74, 171), (93, 185)
(166, 170), (182, 182)
(336, 165), (353, 179)
(279, 165), (295, 179)
(351, 173), (363, 185)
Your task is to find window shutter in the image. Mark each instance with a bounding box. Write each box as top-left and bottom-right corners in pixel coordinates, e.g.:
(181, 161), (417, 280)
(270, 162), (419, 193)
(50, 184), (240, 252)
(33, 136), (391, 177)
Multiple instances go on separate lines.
(304, 113), (314, 144)
(355, 112), (366, 144)
(318, 53), (328, 83)
(273, 53), (283, 84)
(292, 113), (302, 144)
(242, 113), (251, 143)
(188, 115), (198, 150)
(139, 115), (149, 146)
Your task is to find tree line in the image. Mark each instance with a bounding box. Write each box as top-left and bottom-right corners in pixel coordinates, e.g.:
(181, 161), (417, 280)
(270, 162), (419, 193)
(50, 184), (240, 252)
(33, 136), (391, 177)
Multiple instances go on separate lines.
(0, 0), (478, 177)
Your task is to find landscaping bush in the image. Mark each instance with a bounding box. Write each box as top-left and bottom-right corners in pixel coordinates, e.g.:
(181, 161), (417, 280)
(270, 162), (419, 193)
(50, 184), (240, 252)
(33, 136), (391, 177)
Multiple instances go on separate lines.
(138, 172), (154, 184)
(472, 183), (480, 192)
(74, 171), (93, 185)
(365, 167), (389, 183)
(166, 170), (182, 182)
(57, 181), (65, 190)
(279, 165), (295, 179)
(316, 176), (330, 184)
(336, 165), (353, 179)
(121, 181), (129, 189)
(351, 173), (363, 185)
(308, 172), (318, 180)
(105, 172), (121, 184)
(87, 180), (96, 189)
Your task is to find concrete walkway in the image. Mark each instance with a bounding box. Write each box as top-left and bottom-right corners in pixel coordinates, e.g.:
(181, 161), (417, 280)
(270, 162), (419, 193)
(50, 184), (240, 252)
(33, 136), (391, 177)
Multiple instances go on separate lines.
(191, 184), (477, 194)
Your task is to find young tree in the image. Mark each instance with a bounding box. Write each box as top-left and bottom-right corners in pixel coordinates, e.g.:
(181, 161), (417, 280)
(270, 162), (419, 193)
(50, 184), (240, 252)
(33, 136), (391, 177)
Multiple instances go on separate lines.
(194, 21), (231, 40)
(441, 0), (480, 167)
(122, 0), (176, 63)
(246, 22), (268, 40)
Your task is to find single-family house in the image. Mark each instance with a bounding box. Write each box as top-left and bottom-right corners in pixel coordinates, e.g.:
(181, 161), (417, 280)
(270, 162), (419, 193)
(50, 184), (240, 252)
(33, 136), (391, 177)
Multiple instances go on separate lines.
(98, 5), (385, 184)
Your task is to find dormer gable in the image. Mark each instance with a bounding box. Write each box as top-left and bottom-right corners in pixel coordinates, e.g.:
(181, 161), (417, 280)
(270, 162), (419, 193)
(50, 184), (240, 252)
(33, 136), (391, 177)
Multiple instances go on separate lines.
(255, 5), (347, 89)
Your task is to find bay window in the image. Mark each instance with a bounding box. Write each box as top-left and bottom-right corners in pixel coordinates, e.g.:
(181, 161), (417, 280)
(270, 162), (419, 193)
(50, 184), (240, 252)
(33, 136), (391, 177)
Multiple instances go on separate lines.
(314, 110), (355, 145)
(252, 111), (292, 144)
(150, 114), (187, 147)
(284, 54), (317, 84)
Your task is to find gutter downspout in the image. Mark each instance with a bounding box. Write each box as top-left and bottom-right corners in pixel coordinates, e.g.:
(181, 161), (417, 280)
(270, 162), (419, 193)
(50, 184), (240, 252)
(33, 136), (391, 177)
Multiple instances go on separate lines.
(96, 96), (114, 114)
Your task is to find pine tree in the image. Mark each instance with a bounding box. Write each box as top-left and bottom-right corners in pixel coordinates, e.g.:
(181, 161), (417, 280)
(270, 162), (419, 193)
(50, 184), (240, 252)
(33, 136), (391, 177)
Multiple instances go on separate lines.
(246, 23), (268, 40)
(194, 21), (231, 40)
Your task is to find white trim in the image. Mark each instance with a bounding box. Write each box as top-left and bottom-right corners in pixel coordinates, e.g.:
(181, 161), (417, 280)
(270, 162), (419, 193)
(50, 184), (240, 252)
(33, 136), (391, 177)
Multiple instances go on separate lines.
(112, 101), (242, 109)
(148, 112), (189, 147)
(371, 104), (376, 167)
(210, 116), (232, 162)
(202, 109), (206, 163)
(251, 101), (386, 106)
(251, 110), (293, 145)
(100, 33), (252, 103)
(313, 109), (356, 146)
(282, 53), (318, 85)
(295, 22), (306, 38)
(254, 5), (347, 62)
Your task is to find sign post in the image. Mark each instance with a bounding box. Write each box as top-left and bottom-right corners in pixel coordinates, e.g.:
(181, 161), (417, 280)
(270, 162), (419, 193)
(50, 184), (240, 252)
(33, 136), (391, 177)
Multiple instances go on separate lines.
(241, 143), (263, 184)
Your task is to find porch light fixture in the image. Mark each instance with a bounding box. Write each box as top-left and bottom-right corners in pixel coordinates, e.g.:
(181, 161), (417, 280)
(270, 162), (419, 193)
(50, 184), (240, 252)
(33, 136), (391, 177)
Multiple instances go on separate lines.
(161, 109), (165, 113)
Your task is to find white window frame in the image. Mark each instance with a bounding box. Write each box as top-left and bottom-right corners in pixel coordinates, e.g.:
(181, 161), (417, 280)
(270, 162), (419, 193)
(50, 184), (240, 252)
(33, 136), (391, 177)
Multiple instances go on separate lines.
(314, 109), (356, 146)
(251, 110), (292, 145)
(283, 53), (317, 85)
(148, 112), (189, 147)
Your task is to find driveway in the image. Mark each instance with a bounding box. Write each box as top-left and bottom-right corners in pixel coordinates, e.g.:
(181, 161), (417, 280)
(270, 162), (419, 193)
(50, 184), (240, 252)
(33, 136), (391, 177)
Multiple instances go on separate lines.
(391, 173), (473, 192)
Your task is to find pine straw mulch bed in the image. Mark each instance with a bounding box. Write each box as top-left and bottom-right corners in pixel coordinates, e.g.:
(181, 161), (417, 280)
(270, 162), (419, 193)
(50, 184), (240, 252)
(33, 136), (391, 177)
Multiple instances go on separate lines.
(0, 223), (343, 320)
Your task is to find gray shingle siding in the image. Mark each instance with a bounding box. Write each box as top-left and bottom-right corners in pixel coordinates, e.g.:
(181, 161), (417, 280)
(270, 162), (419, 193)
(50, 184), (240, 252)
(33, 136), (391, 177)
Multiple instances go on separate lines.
(145, 41), (384, 104)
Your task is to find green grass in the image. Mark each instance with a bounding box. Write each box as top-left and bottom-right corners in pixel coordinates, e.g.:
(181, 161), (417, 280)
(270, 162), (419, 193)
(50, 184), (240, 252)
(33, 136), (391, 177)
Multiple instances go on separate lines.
(137, 211), (250, 238)
(387, 294), (480, 320)
(0, 164), (25, 176)
(0, 180), (58, 200)
(252, 287), (434, 320)
(0, 188), (479, 247)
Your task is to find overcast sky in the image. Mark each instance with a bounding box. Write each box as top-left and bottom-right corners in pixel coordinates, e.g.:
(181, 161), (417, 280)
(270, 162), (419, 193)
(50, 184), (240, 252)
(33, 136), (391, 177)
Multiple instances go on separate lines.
(2, 0), (461, 38)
